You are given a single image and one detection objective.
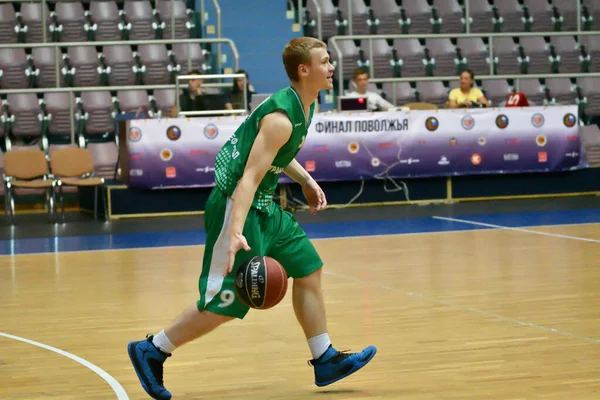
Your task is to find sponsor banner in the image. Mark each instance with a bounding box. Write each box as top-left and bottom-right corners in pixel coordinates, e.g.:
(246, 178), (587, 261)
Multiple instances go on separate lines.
(126, 106), (585, 189)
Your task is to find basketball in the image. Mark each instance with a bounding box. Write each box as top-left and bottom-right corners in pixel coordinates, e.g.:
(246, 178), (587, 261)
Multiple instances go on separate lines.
(234, 256), (288, 309)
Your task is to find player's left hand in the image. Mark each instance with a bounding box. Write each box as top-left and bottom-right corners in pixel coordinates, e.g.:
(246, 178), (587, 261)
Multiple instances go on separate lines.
(302, 178), (327, 215)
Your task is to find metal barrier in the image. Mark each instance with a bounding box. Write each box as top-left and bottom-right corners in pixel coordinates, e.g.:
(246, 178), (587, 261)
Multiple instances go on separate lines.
(175, 73), (248, 116)
(329, 31), (600, 92)
(1, 37), (239, 90)
(302, 0), (589, 40)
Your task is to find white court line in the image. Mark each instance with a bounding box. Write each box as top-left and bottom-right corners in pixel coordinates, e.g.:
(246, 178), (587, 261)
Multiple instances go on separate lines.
(1, 220), (599, 258)
(0, 332), (129, 399)
(433, 216), (600, 243)
(324, 271), (600, 344)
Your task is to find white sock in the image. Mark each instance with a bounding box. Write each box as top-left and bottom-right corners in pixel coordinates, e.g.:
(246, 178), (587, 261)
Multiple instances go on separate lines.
(152, 330), (177, 354)
(308, 333), (331, 360)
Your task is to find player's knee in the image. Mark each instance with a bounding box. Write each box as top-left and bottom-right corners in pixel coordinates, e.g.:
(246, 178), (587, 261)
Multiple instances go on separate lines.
(293, 267), (322, 288)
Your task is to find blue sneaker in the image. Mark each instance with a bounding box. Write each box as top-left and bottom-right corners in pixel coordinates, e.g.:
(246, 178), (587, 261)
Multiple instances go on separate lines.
(309, 344), (377, 387)
(127, 334), (172, 400)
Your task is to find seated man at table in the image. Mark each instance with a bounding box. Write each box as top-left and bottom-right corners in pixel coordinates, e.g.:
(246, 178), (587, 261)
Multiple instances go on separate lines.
(346, 69), (395, 112)
(447, 69), (489, 108)
(171, 70), (233, 117)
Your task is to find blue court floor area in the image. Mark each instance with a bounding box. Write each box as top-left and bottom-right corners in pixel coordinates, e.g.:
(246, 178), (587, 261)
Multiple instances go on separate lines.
(0, 208), (598, 256)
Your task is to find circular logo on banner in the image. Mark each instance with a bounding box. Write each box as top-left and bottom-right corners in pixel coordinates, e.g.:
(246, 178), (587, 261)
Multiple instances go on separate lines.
(461, 115), (475, 130)
(536, 134), (547, 147)
(128, 127), (142, 142)
(531, 113), (545, 128)
(495, 114), (509, 129)
(450, 137), (457, 147)
(160, 148), (173, 161)
(425, 117), (439, 131)
(371, 157), (380, 167)
(471, 153), (482, 165)
(166, 125), (181, 141)
(478, 137), (486, 146)
(348, 142), (360, 154)
(203, 124), (219, 140)
(563, 113), (577, 127)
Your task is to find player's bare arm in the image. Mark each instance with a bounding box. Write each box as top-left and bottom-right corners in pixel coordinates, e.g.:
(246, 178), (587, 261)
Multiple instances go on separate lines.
(224, 111), (293, 275)
(284, 159), (327, 215)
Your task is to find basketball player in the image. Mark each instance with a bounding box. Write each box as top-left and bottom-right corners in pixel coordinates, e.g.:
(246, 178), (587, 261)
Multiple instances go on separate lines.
(127, 37), (377, 400)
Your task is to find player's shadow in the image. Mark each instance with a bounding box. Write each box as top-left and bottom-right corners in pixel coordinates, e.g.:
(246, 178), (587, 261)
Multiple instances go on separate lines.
(314, 389), (363, 395)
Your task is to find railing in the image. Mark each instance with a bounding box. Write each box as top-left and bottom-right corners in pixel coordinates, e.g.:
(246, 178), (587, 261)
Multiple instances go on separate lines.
(1, 38), (239, 90)
(302, 0), (588, 38)
(175, 73), (248, 116)
(0, 0), (188, 42)
(199, 0), (223, 71)
(371, 72), (600, 106)
(330, 31), (600, 92)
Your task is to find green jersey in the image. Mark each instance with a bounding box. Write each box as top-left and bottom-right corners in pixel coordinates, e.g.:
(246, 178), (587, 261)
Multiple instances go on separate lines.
(214, 86), (315, 214)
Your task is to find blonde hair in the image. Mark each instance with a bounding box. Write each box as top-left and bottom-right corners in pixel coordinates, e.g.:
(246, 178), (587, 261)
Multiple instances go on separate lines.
(282, 37), (327, 82)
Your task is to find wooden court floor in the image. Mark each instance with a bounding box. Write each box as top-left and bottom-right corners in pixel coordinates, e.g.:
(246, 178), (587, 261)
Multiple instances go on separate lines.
(1, 223), (599, 399)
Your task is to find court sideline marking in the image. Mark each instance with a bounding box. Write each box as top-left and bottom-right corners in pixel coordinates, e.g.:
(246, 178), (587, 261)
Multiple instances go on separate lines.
(0, 332), (129, 399)
(326, 216), (600, 345)
(432, 216), (600, 243)
(324, 271), (600, 345)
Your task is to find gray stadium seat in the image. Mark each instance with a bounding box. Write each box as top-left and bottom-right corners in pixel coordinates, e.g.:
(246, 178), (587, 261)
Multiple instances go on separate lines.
(103, 45), (135, 86)
(457, 38), (491, 76)
(117, 90), (151, 114)
(338, 0), (369, 35)
(56, 2), (86, 42)
(330, 40), (360, 79)
(491, 38), (521, 75)
(123, 1), (154, 41)
(425, 38), (458, 77)
(391, 39), (426, 77)
(157, 0), (190, 39)
(494, 0), (527, 32)
(153, 89), (176, 118)
(550, 36), (582, 74)
(81, 91), (114, 135)
(90, 1), (121, 41)
(21, 2), (51, 43)
(32, 47), (59, 88)
(581, 0), (600, 30)
(87, 141), (118, 179)
(579, 35), (600, 72)
(522, 0), (555, 32)
(67, 46), (100, 87)
(468, 0), (494, 33)
(416, 81), (449, 107)
(7, 94), (42, 138)
(370, 0), (402, 35)
(371, 39), (393, 78)
(402, 1), (433, 34)
(138, 44), (170, 85)
(577, 77), (600, 117)
(545, 78), (578, 105)
(432, 0), (465, 34)
(552, 0), (578, 31)
(172, 43), (206, 75)
(0, 3), (18, 44)
(0, 49), (27, 89)
(482, 79), (512, 107)
(44, 93), (76, 137)
(520, 37), (552, 74)
(516, 79), (547, 105)
(305, 0), (338, 39)
(382, 82), (417, 106)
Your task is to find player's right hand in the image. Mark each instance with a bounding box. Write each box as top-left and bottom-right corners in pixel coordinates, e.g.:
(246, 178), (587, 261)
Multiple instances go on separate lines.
(225, 232), (251, 277)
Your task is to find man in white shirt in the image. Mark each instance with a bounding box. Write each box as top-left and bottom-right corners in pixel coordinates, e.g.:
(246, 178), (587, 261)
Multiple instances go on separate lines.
(345, 69), (395, 112)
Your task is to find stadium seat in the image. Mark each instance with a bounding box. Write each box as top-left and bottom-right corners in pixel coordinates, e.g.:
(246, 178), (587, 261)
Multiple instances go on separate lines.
(0, 3), (18, 44)
(117, 90), (151, 114)
(494, 0), (528, 33)
(550, 36), (583, 74)
(81, 91), (115, 136)
(425, 38), (459, 77)
(0, 49), (27, 89)
(305, 0), (337, 39)
(482, 79), (512, 107)
(138, 44), (170, 85)
(522, 0), (555, 32)
(370, 0), (402, 35)
(6, 94), (43, 140)
(456, 38), (491, 76)
(90, 1), (121, 41)
(56, 1), (86, 42)
(124, 1), (154, 41)
(391, 39), (426, 78)
(87, 141), (118, 179)
(381, 82), (417, 106)
(545, 78), (578, 105)
(103, 45), (136, 86)
(516, 78), (547, 106)
(520, 36), (552, 74)
(491, 37), (522, 75)
(580, 36), (600, 73)
(21, 2), (51, 43)
(432, 0), (465, 34)
(338, 0), (369, 35)
(468, 0), (495, 33)
(402, 1), (434, 34)
(416, 81), (449, 107)
(153, 89), (176, 118)
(68, 46), (101, 87)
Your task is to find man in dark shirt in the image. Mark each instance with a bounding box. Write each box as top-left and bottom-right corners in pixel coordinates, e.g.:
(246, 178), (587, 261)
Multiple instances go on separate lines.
(171, 70), (204, 117)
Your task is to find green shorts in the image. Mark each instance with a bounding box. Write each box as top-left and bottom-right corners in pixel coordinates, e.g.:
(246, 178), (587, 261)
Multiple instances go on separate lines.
(197, 186), (323, 319)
